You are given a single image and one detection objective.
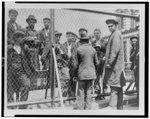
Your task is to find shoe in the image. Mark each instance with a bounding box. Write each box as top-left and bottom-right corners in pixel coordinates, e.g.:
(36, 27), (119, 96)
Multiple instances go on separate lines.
(73, 107), (78, 110)
(117, 106), (123, 110)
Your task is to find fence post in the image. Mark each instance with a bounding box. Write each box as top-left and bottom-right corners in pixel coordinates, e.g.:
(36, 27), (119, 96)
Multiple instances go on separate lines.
(52, 48), (64, 107)
(50, 9), (55, 108)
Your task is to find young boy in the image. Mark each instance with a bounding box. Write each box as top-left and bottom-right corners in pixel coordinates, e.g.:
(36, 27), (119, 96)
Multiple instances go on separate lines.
(7, 9), (21, 46)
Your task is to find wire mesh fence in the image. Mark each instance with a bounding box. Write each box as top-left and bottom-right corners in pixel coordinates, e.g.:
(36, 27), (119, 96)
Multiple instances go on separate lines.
(6, 8), (139, 109)
(7, 8), (52, 109)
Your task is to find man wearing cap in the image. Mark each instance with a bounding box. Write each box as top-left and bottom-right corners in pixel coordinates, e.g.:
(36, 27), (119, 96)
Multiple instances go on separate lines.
(71, 32), (78, 44)
(63, 31), (77, 57)
(53, 31), (72, 97)
(130, 36), (139, 106)
(25, 15), (40, 71)
(39, 18), (51, 70)
(53, 30), (66, 55)
(39, 18), (51, 46)
(7, 9), (22, 46)
(63, 31), (79, 97)
(103, 19), (126, 110)
(25, 15), (38, 37)
(74, 29), (99, 110)
(7, 30), (36, 109)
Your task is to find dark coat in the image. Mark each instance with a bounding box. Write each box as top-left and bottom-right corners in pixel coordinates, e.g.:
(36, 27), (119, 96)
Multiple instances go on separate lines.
(7, 20), (20, 44)
(25, 26), (40, 70)
(130, 45), (139, 71)
(38, 28), (51, 57)
(63, 41), (78, 78)
(62, 42), (78, 65)
(75, 43), (99, 80)
(39, 28), (51, 47)
(25, 26), (39, 37)
(103, 30), (125, 87)
(7, 46), (37, 81)
(62, 41), (77, 57)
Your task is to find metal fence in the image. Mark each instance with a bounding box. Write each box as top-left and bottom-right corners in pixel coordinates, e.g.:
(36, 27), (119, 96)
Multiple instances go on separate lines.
(6, 8), (139, 109)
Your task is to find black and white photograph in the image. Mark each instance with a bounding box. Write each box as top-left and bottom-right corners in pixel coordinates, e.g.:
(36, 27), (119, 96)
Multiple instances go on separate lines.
(2, 1), (147, 117)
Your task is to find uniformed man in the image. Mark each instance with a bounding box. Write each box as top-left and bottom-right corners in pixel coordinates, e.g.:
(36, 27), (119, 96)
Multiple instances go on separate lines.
(103, 19), (126, 110)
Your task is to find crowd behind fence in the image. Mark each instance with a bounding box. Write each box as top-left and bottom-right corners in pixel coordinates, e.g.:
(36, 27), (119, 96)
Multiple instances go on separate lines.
(6, 8), (139, 109)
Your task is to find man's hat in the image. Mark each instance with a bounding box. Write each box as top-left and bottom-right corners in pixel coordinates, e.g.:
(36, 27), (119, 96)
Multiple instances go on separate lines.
(9, 9), (18, 15)
(66, 31), (78, 38)
(55, 30), (62, 36)
(78, 28), (88, 33)
(106, 19), (118, 25)
(26, 15), (37, 23)
(43, 18), (51, 21)
(79, 31), (89, 40)
(13, 30), (26, 38)
(12, 30), (26, 43)
(94, 28), (101, 33)
(130, 36), (139, 41)
(66, 31), (74, 35)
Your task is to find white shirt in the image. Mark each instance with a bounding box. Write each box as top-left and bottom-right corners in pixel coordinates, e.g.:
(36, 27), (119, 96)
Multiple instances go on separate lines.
(12, 23), (17, 30)
(57, 43), (64, 54)
(13, 45), (21, 54)
(67, 42), (72, 58)
(45, 29), (50, 37)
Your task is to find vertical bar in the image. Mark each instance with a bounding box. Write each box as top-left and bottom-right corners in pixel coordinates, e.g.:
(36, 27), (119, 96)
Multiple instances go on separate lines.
(52, 48), (64, 107)
(75, 81), (78, 97)
(50, 9), (55, 108)
(4, 2), (7, 111)
(92, 80), (95, 101)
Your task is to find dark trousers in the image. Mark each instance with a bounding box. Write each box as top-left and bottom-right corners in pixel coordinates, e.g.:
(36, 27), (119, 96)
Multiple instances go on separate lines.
(68, 78), (76, 97)
(41, 44), (51, 70)
(134, 67), (139, 105)
(29, 48), (40, 70)
(109, 86), (123, 109)
(95, 61), (107, 96)
(68, 63), (76, 97)
(76, 80), (93, 110)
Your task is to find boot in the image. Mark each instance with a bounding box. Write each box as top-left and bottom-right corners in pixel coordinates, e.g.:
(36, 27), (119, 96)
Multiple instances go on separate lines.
(117, 88), (123, 110)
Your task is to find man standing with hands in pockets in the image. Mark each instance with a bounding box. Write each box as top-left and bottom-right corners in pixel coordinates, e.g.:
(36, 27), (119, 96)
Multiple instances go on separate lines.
(103, 19), (126, 110)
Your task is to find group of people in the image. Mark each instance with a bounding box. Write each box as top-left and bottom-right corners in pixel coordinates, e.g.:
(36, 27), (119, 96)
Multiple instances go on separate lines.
(7, 9), (139, 110)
